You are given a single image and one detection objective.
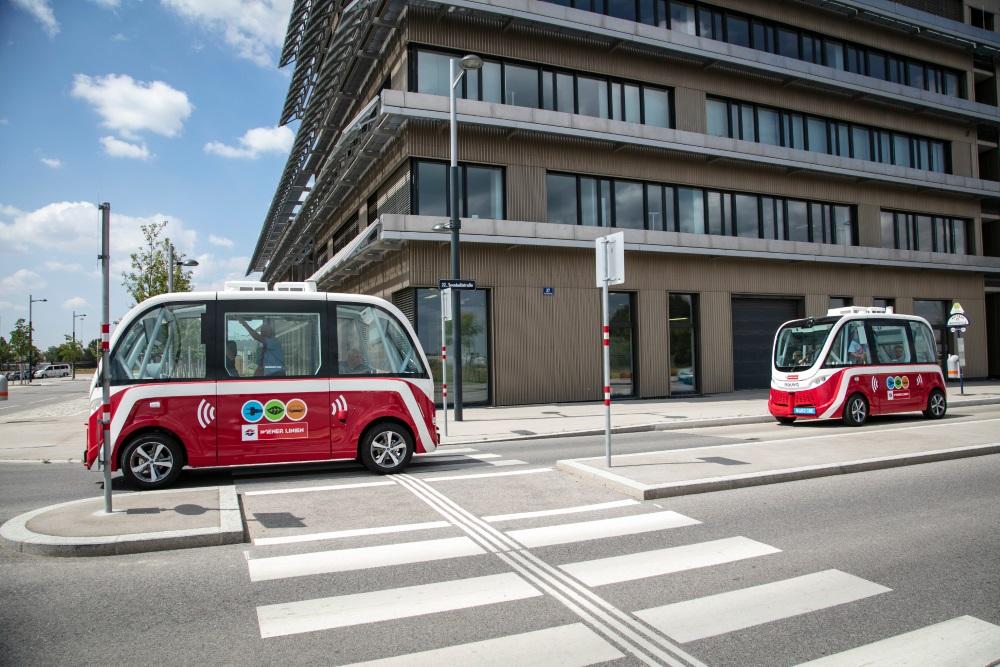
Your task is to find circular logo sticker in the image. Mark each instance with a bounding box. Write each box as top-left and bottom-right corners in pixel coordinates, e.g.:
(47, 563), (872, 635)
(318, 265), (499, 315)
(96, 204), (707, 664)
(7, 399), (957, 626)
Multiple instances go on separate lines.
(264, 399), (286, 422)
(241, 399), (264, 423)
(285, 398), (307, 422)
(901, 376), (910, 389)
(885, 377), (894, 390)
(894, 376), (904, 390)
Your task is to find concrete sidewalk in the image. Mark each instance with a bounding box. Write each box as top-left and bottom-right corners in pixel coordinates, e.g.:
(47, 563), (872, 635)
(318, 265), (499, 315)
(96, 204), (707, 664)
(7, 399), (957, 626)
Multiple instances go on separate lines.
(440, 380), (1000, 445)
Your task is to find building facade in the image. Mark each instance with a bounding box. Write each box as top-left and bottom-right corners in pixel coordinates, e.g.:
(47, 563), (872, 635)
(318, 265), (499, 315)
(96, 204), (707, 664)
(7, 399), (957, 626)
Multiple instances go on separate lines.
(252, 0), (1000, 406)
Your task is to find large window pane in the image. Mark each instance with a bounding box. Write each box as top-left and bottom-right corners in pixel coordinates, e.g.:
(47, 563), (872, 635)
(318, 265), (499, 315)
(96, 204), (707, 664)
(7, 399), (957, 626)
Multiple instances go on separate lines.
(669, 293), (697, 394)
(880, 211), (895, 248)
(541, 70), (554, 111)
(740, 104), (756, 141)
(580, 177), (599, 226)
(337, 305), (423, 376)
(606, 0), (635, 21)
(482, 61), (502, 103)
(230, 311), (320, 377)
(614, 180), (644, 228)
(807, 117), (827, 153)
(868, 51), (886, 80)
(609, 292), (635, 397)
(504, 64), (539, 108)
(643, 88), (671, 128)
(414, 289), (488, 405)
(415, 50), (450, 96)
(953, 219), (967, 255)
(824, 39), (844, 69)
(623, 84), (641, 123)
(706, 98), (728, 137)
(735, 194), (759, 238)
(930, 142), (946, 173)
(465, 166), (503, 219)
(907, 61), (925, 89)
(599, 179), (612, 226)
(761, 197), (777, 239)
(416, 160), (447, 216)
(112, 303), (208, 381)
(892, 134), (911, 168)
(677, 187), (704, 234)
(757, 107), (779, 145)
(670, 2), (696, 34)
(916, 215), (933, 252)
(786, 113), (804, 149)
(556, 73), (575, 113)
(547, 173), (578, 225)
(726, 15), (750, 47)
(787, 200), (809, 241)
(778, 28), (799, 59)
(646, 184), (664, 230)
(577, 76), (609, 118)
(851, 126), (871, 161)
(706, 190), (726, 235)
(833, 205), (853, 246)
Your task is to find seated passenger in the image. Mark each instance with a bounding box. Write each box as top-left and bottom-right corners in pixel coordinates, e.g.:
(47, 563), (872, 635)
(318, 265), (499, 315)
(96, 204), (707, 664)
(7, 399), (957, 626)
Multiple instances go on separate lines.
(339, 348), (370, 374)
(224, 341), (243, 377)
(848, 336), (866, 364)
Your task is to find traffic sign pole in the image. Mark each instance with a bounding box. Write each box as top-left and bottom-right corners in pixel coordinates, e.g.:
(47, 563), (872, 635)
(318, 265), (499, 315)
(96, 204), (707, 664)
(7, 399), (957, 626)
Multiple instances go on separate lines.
(99, 202), (113, 514)
(595, 232), (624, 469)
(602, 268), (611, 468)
(440, 288), (450, 437)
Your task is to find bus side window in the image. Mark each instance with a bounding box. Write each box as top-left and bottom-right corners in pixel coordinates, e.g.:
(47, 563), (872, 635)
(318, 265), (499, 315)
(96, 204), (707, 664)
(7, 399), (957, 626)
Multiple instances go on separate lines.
(223, 311), (322, 377)
(870, 322), (912, 364)
(336, 304), (425, 376)
(909, 322), (937, 363)
(824, 320), (869, 367)
(110, 303), (208, 382)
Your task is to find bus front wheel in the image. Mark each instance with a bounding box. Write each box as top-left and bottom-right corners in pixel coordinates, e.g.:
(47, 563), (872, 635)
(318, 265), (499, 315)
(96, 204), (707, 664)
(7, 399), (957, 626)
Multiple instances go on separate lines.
(776, 416), (796, 425)
(924, 389), (947, 419)
(842, 394), (868, 427)
(121, 432), (183, 490)
(360, 422), (414, 474)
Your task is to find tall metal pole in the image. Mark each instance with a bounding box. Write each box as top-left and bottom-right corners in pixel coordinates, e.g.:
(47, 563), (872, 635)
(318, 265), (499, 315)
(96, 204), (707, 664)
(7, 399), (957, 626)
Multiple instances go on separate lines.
(72, 311), (76, 380)
(440, 289), (448, 437)
(99, 203), (113, 513)
(601, 243), (612, 468)
(27, 294), (32, 384)
(167, 240), (174, 294)
(449, 57), (464, 422)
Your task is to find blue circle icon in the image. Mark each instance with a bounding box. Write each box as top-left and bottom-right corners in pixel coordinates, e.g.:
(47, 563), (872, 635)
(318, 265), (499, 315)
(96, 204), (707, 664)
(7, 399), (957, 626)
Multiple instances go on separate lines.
(241, 399), (264, 423)
(885, 377), (894, 390)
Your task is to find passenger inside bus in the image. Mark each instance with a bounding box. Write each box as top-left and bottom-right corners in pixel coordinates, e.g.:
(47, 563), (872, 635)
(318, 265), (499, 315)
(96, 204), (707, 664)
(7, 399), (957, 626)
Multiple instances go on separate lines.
(340, 348), (371, 374)
(848, 333), (868, 364)
(238, 317), (285, 376)
(224, 341), (243, 377)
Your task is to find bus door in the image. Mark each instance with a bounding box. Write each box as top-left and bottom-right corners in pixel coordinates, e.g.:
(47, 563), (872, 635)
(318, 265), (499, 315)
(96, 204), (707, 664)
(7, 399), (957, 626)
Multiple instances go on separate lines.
(215, 302), (332, 465)
(824, 319), (880, 411)
(867, 319), (922, 412)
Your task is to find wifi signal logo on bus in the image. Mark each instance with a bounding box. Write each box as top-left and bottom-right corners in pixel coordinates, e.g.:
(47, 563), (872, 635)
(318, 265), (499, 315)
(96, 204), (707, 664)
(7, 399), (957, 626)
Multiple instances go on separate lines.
(196, 399), (216, 429)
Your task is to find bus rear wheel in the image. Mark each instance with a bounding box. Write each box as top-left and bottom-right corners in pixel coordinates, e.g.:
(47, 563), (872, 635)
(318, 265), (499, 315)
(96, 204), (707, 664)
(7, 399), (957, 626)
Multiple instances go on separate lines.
(923, 389), (947, 419)
(360, 423), (414, 474)
(842, 394), (868, 427)
(121, 432), (183, 490)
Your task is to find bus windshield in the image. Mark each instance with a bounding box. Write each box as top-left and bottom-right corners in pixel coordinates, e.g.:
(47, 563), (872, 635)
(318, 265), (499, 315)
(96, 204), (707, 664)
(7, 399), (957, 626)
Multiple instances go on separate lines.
(774, 317), (839, 371)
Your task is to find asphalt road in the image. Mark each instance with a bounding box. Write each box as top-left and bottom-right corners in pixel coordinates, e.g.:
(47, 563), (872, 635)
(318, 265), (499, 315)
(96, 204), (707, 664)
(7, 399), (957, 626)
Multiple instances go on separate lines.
(0, 377), (91, 418)
(1, 407), (998, 666)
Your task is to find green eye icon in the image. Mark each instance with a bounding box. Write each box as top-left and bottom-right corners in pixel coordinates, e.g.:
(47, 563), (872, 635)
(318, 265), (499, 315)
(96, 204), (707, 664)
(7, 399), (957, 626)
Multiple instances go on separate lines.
(264, 399), (286, 422)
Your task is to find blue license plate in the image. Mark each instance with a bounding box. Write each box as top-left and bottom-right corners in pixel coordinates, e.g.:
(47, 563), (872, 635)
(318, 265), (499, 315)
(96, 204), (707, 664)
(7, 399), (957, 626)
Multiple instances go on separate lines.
(793, 406), (817, 415)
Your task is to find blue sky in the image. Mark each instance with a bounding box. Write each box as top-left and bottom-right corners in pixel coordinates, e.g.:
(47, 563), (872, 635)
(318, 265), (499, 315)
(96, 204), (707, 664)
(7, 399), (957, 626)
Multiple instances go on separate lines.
(0, 0), (295, 349)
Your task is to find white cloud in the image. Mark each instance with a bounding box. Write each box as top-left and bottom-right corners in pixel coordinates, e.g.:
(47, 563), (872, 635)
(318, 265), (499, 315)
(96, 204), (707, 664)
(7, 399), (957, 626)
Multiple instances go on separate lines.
(87, 0), (121, 8)
(204, 125), (293, 159)
(100, 136), (151, 160)
(71, 74), (193, 140)
(189, 253), (253, 291)
(160, 0), (293, 67)
(40, 157), (62, 169)
(12, 0), (59, 37)
(44, 261), (84, 273)
(208, 234), (234, 248)
(63, 296), (88, 309)
(0, 269), (46, 295)
(0, 118), (9, 125)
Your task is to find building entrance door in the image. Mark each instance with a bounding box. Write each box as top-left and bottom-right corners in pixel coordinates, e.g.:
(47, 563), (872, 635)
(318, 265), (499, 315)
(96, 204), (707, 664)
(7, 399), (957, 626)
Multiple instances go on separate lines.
(732, 296), (803, 390)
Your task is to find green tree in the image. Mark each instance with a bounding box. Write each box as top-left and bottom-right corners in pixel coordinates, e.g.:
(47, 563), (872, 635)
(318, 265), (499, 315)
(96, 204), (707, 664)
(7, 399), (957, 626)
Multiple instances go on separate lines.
(121, 221), (194, 305)
(85, 337), (101, 364)
(45, 345), (61, 362)
(0, 336), (12, 367)
(57, 335), (84, 365)
(9, 319), (37, 364)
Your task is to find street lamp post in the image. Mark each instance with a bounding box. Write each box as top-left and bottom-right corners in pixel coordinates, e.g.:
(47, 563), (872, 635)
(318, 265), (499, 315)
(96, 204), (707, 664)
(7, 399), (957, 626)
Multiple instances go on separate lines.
(72, 311), (87, 380)
(446, 54), (482, 422)
(28, 294), (46, 383)
(166, 239), (199, 293)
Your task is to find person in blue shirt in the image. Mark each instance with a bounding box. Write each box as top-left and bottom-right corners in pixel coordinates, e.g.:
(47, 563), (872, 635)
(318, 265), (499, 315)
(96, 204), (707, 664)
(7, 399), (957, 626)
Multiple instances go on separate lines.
(238, 317), (284, 376)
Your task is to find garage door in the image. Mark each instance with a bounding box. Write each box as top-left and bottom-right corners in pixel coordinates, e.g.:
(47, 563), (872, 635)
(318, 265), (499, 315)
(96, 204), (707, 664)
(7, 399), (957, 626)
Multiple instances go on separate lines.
(732, 297), (802, 390)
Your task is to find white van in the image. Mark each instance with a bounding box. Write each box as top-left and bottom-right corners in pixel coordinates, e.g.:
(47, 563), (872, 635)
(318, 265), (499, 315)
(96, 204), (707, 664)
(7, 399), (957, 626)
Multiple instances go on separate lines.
(35, 363), (71, 378)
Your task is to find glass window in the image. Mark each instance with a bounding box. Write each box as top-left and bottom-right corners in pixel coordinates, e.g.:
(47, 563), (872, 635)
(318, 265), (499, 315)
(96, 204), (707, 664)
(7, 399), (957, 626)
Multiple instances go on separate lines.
(663, 185), (676, 232)
(547, 173), (578, 225)
(698, 6), (718, 39)
(504, 64), (539, 108)
(761, 197), (777, 239)
(706, 190), (726, 236)
(577, 76), (609, 118)
(727, 15), (750, 47)
(943, 71), (960, 97)
(607, 0), (636, 21)
(337, 304), (424, 376)
(828, 296), (853, 309)
(646, 184), (664, 230)
(580, 177), (599, 226)
(111, 303), (207, 382)
(877, 130), (892, 164)
(778, 28), (799, 59)
(614, 180), (644, 228)
(734, 193), (759, 238)
(824, 320), (870, 367)
(835, 123), (850, 158)
(541, 71), (554, 111)
(599, 179), (612, 227)
(228, 311), (320, 377)
(638, 0), (656, 25)
(915, 139), (930, 170)
(880, 211), (895, 248)
(824, 39), (844, 69)
(801, 34), (819, 63)
(623, 84), (641, 123)
(776, 318), (836, 369)
(807, 117), (827, 153)
(916, 215), (933, 252)
(846, 45), (862, 74)
(910, 321), (937, 363)
(851, 126), (871, 161)
(465, 165), (503, 219)
(892, 134), (912, 168)
(415, 160), (447, 216)
(874, 297), (895, 311)
(464, 68), (480, 100)
(669, 293), (697, 394)
(758, 107), (779, 145)
(953, 219), (968, 255)
(785, 113), (804, 149)
(932, 217), (948, 253)
(752, 21), (775, 52)
(556, 73), (575, 113)
(706, 98), (729, 137)
(677, 186), (704, 234)
(611, 82), (623, 121)
(867, 51), (886, 80)
(609, 292), (635, 397)
(416, 50), (450, 96)
(787, 200), (809, 242)
(643, 88), (670, 128)
(907, 61), (925, 89)
(887, 56), (905, 84)
(930, 142), (946, 173)
(870, 323), (912, 364)
(739, 104), (756, 141)
(670, 1), (696, 35)
(414, 289), (488, 405)
(833, 205), (853, 246)
(482, 61), (502, 103)
(811, 203), (828, 243)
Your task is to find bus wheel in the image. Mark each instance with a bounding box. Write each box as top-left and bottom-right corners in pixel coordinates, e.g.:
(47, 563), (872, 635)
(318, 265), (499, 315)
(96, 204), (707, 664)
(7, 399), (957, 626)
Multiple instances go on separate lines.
(924, 389), (947, 419)
(360, 423), (414, 474)
(121, 433), (183, 490)
(842, 394), (868, 427)
(776, 417), (796, 425)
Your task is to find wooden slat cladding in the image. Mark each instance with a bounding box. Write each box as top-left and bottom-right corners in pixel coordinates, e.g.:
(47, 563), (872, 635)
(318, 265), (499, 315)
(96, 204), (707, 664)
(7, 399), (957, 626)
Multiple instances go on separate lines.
(637, 289), (669, 398)
(699, 291), (734, 393)
(407, 14), (972, 145)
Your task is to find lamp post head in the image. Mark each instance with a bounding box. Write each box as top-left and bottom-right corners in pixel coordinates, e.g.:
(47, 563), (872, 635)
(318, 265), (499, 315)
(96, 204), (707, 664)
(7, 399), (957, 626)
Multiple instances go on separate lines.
(432, 222), (457, 232)
(177, 259), (199, 267)
(459, 54), (483, 71)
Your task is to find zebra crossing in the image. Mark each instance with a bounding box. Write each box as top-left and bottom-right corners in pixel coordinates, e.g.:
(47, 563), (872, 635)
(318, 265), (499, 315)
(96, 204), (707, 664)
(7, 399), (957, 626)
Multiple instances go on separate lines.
(240, 459), (1000, 666)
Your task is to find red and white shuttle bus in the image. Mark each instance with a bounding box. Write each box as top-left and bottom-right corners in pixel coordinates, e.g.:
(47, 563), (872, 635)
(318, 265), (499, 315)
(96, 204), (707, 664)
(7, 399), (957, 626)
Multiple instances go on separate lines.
(768, 307), (947, 426)
(85, 284), (437, 489)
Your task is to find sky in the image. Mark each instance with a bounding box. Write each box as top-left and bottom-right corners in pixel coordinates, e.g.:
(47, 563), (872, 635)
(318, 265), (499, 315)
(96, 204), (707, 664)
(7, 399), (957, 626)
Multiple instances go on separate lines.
(0, 0), (296, 349)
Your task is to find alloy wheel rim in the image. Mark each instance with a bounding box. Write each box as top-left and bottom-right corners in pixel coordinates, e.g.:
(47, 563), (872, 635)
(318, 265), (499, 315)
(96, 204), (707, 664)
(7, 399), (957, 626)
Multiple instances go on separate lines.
(130, 442), (173, 483)
(372, 431), (405, 467)
(931, 394), (945, 416)
(851, 398), (866, 422)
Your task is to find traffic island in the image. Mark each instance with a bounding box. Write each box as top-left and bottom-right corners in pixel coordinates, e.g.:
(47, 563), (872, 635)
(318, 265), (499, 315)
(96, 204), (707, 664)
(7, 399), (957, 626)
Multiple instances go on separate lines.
(0, 486), (245, 556)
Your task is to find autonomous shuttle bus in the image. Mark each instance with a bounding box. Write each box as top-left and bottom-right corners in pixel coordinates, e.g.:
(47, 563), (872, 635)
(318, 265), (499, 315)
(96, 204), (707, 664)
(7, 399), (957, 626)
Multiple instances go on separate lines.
(85, 284), (437, 489)
(769, 307), (947, 426)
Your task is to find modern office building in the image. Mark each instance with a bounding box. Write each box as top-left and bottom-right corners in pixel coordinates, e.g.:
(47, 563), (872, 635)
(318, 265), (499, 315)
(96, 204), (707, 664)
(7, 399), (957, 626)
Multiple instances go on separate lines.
(251, 0), (1000, 406)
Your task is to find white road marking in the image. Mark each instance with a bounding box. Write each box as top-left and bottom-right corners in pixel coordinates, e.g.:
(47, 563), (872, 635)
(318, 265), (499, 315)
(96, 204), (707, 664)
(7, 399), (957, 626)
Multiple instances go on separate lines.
(343, 623), (625, 666)
(464, 453), (501, 460)
(247, 536), (485, 582)
(484, 499), (640, 523)
(416, 447), (478, 456)
(243, 480), (395, 497)
(252, 521), (451, 546)
(560, 537), (781, 586)
(506, 511), (701, 548)
(421, 468), (553, 482)
(795, 615), (1000, 666)
(487, 459), (528, 467)
(256, 572), (540, 638)
(635, 570), (890, 643)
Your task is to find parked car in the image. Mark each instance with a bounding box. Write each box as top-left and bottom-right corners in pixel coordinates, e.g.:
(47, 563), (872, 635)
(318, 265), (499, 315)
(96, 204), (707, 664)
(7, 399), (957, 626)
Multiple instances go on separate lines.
(34, 363), (71, 378)
(5, 370), (26, 380)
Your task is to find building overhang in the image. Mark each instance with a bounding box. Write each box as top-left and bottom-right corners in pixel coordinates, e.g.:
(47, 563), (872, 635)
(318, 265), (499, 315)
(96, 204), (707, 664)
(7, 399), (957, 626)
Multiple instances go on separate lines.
(309, 213), (1000, 289)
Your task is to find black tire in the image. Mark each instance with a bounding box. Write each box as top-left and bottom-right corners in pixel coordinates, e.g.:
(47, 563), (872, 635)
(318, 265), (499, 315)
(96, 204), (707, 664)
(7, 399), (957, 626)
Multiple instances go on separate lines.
(359, 422), (414, 474)
(842, 393), (868, 427)
(776, 416), (796, 425)
(923, 389), (947, 419)
(120, 432), (184, 490)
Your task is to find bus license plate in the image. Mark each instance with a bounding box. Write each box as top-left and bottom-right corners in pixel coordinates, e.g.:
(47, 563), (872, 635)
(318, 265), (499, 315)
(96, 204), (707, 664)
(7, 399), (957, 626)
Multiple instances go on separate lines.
(793, 406), (817, 415)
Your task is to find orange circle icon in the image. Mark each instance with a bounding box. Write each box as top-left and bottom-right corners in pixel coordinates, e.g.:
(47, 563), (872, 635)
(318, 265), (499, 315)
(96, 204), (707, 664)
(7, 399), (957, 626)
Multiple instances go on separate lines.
(285, 398), (308, 422)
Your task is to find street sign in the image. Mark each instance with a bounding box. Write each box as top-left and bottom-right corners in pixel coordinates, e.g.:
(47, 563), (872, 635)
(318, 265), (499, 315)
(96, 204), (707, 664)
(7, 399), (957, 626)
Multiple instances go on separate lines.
(441, 287), (452, 322)
(542, 287), (555, 296)
(439, 279), (476, 290)
(595, 232), (625, 287)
